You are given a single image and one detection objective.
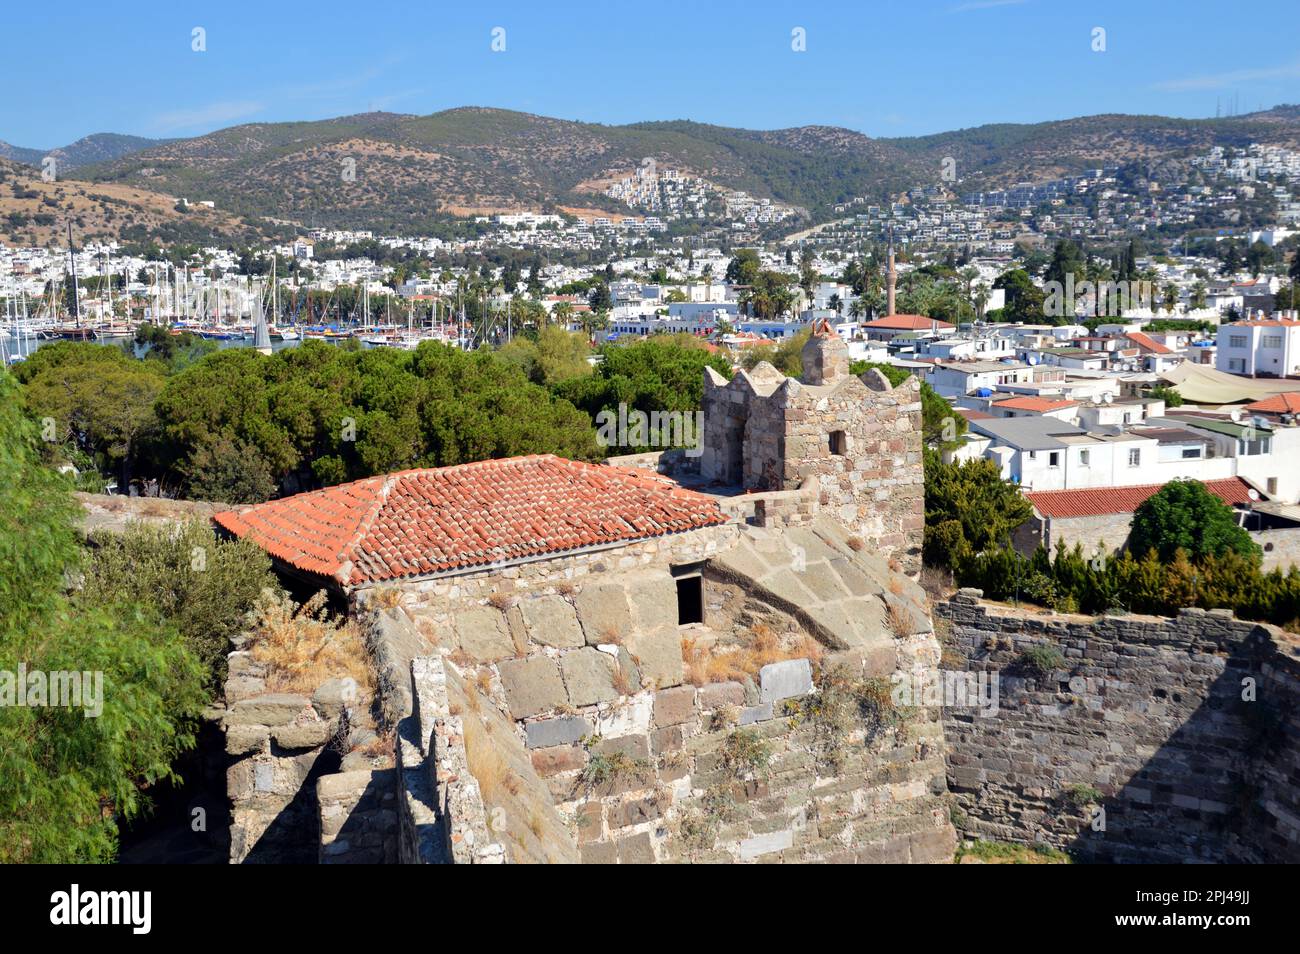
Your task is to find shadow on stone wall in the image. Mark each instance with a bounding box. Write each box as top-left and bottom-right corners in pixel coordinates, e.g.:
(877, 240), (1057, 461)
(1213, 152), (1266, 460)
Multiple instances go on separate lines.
(940, 593), (1300, 864)
(1068, 635), (1273, 863)
(239, 746), (341, 864)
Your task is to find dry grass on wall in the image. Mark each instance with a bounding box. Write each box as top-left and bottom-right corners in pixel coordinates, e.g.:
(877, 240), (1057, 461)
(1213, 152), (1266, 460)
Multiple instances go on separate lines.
(681, 623), (824, 686)
(243, 588), (375, 697)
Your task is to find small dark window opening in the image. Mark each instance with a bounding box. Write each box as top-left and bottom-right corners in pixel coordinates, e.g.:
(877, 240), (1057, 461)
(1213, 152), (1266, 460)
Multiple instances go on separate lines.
(829, 430), (848, 456)
(676, 575), (703, 626)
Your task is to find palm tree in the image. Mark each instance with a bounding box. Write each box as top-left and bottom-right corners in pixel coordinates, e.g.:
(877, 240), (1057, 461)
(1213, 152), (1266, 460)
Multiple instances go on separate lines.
(552, 300), (575, 329)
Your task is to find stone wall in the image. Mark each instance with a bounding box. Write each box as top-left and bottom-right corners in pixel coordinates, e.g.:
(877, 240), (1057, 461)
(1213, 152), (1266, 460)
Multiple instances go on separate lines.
(397, 655), (508, 863)
(385, 516), (954, 863)
(937, 590), (1300, 863)
(317, 769), (398, 863)
(222, 613), (404, 864)
(539, 649), (954, 864)
(700, 362), (924, 577)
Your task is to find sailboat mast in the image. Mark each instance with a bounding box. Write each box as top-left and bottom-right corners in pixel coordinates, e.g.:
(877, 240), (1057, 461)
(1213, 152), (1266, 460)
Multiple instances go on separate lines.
(66, 221), (80, 326)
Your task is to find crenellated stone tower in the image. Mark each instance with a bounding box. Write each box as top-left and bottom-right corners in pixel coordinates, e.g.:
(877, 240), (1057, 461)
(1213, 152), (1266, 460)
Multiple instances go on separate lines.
(700, 319), (925, 574)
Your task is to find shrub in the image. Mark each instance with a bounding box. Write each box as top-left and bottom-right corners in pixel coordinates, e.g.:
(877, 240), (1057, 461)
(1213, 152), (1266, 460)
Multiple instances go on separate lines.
(720, 728), (772, 780)
(81, 520), (275, 687)
(1064, 783), (1103, 810)
(1017, 644), (1066, 677)
(0, 370), (206, 862)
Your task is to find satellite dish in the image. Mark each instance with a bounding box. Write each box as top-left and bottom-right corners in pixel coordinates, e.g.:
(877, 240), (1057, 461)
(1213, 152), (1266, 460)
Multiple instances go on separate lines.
(1249, 489), (1260, 501)
(1103, 393), (1114, 404)
(1230, 408), (1243, 422)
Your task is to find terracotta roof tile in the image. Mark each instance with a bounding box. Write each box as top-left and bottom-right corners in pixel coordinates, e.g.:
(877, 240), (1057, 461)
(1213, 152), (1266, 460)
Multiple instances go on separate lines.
(992, 396), (1078, 413)
(1025, 477), (1256, 518)
(863, 314), (955, 330)
(214, 455), (727, 586)
(1245, 392), (1300, 414)
(1125, 331), (1174, 355)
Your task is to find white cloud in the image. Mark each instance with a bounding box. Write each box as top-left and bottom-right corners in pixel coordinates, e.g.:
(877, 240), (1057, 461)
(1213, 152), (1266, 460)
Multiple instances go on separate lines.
(1155, 62), (1300, 93)
(152, 100), (266, 132)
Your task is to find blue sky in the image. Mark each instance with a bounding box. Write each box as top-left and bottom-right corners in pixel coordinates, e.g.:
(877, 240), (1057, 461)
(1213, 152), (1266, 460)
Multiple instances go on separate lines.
(6, 0), (1300, 147)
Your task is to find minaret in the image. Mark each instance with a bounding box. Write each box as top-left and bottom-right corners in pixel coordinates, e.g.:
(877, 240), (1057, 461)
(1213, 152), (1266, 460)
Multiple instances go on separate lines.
(886, 226), (897, 318)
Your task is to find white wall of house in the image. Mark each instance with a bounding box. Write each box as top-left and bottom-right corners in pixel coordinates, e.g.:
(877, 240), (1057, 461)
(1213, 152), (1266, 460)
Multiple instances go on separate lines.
(1216, 322), (1300, 377)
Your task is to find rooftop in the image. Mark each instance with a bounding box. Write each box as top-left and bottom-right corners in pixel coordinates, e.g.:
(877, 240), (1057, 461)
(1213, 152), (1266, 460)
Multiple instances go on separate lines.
(214, 454), (728, 587)
(992, 396), (1078, 413)
(1026, 477), (1258, 518)
(863, 313), (955, 330)
(1246, 392), (1300, 415)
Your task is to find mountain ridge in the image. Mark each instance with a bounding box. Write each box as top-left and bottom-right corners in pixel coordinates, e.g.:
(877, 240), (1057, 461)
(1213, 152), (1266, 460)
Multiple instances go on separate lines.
(5, 105), (1300, 237)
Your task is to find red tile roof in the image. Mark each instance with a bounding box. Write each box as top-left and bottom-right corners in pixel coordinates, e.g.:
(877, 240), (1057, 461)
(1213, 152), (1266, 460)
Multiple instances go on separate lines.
(863, 313), (955, 330)
(1025, 477), (1257, 518)
(992, 396), (1078, 413)
(214, 455), (728, 586)
(1125, 331), (1174, 355)
(1245, 392), (1300, 414)
(957, 407), (994, 421)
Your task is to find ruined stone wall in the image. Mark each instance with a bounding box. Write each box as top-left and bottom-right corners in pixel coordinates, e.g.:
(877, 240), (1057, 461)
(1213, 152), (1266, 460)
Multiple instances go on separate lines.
(397, 655), (508, 863)
(221, 613), (407, 864)
(383, 518), (954, 863)
(743, 375), (925, 575)
(542, 646), (954, 864)
(937, 590), (1300, 863)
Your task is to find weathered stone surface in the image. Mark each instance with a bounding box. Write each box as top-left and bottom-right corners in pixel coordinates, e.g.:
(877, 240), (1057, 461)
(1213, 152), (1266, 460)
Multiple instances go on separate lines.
(531, 745), (586, 777)
(623, 626), (684, 689)
(616, 831), (656, 864)
(580, 841), (618, 864)
(653, 686), (696, 727)
(738, 702), (774, 725)
(615, 797), (660, 828)
(519, 595), (586, 649)
(593, 733), (650, 762)
(498, 656), (568, 719)
(626, 575), (679, 633)
(739, 829), (793, 861)
(224, 675), (268, 704)
(560, 648), (618, 707)
(525, 715), (590, 749)
(226, 694), (311, 727)
(574, 582), (633, 644)
(698, 681), (745, 710)
(226, 724), (269, 756)
(454, 606), (515, 662)
(312, 677), (359, 719)
(758, 658), (813, 705)
(273, 721), (333, 750)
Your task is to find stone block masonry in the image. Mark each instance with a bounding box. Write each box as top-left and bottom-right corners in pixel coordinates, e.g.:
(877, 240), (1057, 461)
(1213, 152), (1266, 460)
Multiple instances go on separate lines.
(937, 590), (1300, 863)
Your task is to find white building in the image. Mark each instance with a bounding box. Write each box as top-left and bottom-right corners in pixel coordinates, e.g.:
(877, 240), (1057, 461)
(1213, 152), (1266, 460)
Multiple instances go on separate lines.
(1216, 315), (1300, 378)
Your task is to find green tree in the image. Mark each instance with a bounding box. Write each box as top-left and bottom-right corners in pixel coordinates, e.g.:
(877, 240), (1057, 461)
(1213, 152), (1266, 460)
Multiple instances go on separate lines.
(924, 451), (1033, 568)
(152, 341), (601, 495)
(0, 371), (206, 862)
(186, 435), (279, 504)
(1128, 479), (1261, 564)
(993, 269), (1047, 324)
(554, 336), (732, 454)
(14, 342), (165, 488)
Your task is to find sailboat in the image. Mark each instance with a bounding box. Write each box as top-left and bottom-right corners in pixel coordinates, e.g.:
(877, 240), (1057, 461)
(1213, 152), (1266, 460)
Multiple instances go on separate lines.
(266, 257), (299, 340)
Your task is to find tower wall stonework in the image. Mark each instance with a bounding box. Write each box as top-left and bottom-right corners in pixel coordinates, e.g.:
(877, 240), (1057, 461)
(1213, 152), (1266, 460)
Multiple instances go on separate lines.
(700, 354), (925, 575)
